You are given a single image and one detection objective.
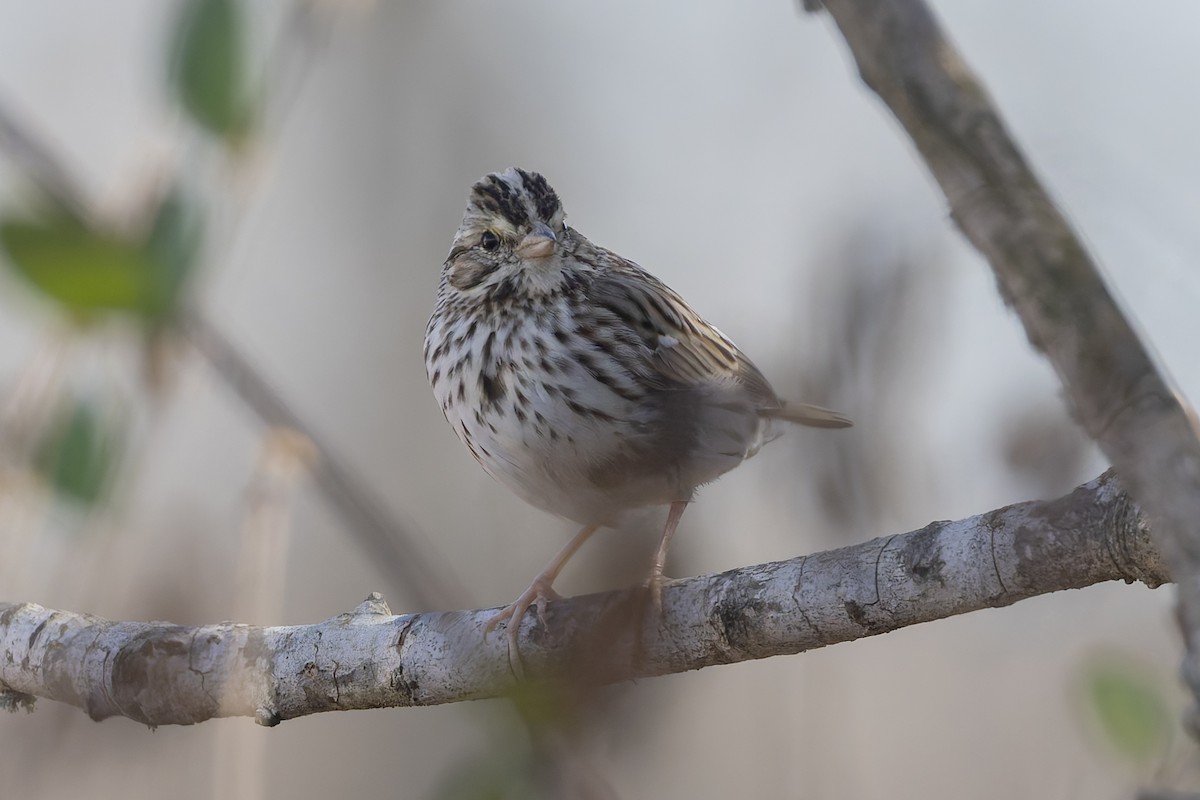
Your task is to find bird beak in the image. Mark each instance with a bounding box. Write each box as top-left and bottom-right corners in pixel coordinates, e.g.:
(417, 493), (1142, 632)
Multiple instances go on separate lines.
(516, 223), (557, 260)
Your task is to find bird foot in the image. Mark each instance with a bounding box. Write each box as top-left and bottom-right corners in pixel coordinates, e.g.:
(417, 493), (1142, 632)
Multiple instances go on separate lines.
(644, 572), (673, 617)
(483, 579), (563, 678)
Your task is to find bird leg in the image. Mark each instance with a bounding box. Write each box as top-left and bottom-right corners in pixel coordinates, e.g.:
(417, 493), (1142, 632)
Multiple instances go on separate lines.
(646, 500), (688, 614)
(485, 523), (600, 677)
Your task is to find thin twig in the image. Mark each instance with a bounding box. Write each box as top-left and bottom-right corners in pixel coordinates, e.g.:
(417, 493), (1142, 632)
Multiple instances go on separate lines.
(0, 95), (92, 219)
(182, 310), (462, 610)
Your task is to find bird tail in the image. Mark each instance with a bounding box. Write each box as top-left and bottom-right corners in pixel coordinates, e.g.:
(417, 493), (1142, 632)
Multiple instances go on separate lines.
(759, 402), (852, 429)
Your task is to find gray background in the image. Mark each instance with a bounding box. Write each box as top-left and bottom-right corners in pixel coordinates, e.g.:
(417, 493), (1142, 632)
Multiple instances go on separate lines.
(0, 1), (1193, 797)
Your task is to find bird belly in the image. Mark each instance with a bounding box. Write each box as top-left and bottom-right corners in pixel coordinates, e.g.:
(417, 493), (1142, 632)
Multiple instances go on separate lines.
(427, 313), (769, 526)
(452, 372), (655, 525)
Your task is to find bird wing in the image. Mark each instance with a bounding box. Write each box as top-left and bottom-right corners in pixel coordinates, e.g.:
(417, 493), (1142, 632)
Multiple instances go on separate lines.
(584, 253), (852, 429)
(585, 257), (779, 405)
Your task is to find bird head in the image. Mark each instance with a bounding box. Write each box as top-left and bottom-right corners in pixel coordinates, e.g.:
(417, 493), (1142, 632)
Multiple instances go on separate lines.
(443, 168), (571, 297)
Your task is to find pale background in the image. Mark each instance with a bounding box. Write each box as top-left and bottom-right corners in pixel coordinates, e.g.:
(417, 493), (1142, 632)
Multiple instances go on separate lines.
(0, 1), (1196, 798)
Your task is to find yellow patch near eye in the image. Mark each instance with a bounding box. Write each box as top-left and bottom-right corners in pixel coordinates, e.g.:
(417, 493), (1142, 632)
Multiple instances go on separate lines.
(482, 217), (520, 238)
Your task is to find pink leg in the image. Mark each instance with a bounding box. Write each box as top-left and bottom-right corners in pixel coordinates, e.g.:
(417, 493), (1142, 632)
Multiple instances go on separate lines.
(646, 500), (688, 613)
(485, 523), (601, 677)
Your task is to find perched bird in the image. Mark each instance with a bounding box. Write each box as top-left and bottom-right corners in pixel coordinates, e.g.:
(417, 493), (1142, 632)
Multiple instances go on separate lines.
(424, 168), (850, 674)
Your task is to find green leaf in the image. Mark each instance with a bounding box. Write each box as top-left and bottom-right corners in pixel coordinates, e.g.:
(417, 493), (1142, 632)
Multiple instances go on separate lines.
(0, 188), (203, 321)
(1, 214), (153, 316)
(170, 0), (252, 142)
(142, 186), (204, 320)
(1086, 662), (1172, 763)
(34, 399), (123, 508)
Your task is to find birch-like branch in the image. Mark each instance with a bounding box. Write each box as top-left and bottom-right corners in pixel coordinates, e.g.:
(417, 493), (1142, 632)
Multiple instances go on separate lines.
(816, 0), (1200, 719)
(0, 471), (1166, 727)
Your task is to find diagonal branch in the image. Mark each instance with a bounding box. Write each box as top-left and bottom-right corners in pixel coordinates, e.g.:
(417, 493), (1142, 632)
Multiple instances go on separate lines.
(0, 94), (92, 220)
(815, 0), (1200, 718)
(181, 311), (462, 611)
(0, 471), (1166, 727)
(0, 96), (458, 612)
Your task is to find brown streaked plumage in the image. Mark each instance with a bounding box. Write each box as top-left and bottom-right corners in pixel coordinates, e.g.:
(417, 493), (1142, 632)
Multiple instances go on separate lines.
(424, 168), (850, 675)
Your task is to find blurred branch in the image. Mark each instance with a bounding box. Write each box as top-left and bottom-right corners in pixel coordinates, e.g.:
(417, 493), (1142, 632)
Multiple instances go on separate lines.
(0, 91), (457, 613)
(0, 470), (1166, 726)
(0, 97), (92, 220)
(182, 311), (461, 610)
(815, 0), (1200, 723)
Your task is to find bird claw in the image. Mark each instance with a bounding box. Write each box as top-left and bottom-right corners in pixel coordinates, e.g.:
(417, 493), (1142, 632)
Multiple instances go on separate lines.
(534, 585), (564, 621)
(482, 579), (562, 678)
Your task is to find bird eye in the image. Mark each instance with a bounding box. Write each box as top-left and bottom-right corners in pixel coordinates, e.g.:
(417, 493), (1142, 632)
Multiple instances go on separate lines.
(480, 231), (500, 252)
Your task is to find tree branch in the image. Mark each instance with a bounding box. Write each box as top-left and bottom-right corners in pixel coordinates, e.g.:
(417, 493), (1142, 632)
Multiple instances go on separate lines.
(181, 310), (462, 611)
(816, 0), (1200, 719)
(0, 471), (1166, 726)
(0, 95), (459, 613)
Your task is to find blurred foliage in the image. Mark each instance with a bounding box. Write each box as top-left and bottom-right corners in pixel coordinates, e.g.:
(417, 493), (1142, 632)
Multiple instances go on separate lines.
(436, 680), (609, 800)
(169, 0), (254, 143)
(792, 223), (942, 537)
(1000, 401), (1094, 500)
(0, 188), (202, 323)
(1, 211), (158, 317)
(142, 186), (206, 319)
(0, 0), (224, 513)
(435, 685), (545, 800)
(435, 746), (541, 800)
(33, 396), (124, 508)
(1081, 658), (1173, 765)
(506, 674), (582, 732)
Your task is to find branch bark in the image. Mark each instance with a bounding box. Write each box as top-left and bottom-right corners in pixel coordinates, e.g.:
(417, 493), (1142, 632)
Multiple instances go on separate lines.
(817, 0), (1200, 721)
(0, 471), (1166, 726)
